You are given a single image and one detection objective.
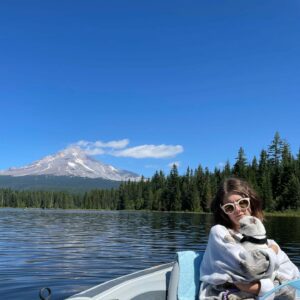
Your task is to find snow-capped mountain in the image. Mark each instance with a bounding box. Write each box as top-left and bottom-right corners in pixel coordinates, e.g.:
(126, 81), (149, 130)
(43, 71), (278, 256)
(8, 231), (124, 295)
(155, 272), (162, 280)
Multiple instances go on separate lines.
(0, 147), (140, 181)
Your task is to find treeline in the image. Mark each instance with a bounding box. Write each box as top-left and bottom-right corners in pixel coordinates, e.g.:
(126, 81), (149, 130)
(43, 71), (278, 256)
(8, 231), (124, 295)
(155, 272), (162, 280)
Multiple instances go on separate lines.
(1, 132), (300, 212)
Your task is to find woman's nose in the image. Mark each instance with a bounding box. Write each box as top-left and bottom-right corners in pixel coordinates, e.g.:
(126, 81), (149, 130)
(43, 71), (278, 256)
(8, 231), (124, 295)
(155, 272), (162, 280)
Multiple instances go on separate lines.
(234, 202), (241, 212)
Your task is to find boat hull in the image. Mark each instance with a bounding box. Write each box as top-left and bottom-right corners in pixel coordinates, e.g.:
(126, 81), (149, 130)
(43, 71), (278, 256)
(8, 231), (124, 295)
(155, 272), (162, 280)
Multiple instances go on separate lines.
(66, 262), (174, 300)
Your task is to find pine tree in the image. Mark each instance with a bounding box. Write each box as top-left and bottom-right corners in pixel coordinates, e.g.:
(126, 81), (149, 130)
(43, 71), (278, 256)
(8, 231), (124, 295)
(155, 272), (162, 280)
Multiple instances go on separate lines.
(258, 150), (273, 210)
(142, 179), (153, 210)
(279, 174), (300, 210)
(180, 167), (191, 211)
(190, 178), (201, 212)
(195, 165), (204, 188)
(201, 168), (212, 212)
(222, 161), (231, 179)
(296, 149), (300, 180)
(248, 156), (259, 190)
(267, 131), (284, 166)
(165, 164), (182, 211)
(151, 170), (166, 210)
(281, 143), (294, 183)
(233, 147), (248, 179)
(118, 183), (130, 209)
(267, 132), (285, 199)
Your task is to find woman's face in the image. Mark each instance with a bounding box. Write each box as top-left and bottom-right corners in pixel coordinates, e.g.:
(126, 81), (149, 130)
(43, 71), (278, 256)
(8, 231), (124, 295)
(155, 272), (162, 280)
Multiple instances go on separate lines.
(223, 194), (251, 228)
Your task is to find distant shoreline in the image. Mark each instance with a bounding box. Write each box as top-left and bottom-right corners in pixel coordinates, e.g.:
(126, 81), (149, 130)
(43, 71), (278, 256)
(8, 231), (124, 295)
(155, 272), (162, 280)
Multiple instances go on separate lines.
(264, 210), (300, 217)
(1, 206), (300, 217)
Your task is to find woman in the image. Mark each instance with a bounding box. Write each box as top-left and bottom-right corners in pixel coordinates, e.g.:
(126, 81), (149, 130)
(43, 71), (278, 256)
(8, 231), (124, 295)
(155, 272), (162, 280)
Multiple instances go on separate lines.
(199, 177), (300, 299)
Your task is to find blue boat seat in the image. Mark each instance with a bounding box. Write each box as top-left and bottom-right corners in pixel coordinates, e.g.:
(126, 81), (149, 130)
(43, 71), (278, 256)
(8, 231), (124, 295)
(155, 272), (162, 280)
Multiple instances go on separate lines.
(167, 250), (204, 300)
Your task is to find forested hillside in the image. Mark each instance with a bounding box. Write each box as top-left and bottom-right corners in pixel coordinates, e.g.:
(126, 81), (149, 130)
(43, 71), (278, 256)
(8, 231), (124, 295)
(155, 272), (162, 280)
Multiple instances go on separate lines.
(1, 132), (299, 212)
(0, 175), (120, 193)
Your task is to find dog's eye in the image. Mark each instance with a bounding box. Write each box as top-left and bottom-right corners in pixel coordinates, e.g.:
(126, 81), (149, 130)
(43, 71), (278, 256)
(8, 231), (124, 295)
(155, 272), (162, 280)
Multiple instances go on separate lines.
(240, 224), (246, 228)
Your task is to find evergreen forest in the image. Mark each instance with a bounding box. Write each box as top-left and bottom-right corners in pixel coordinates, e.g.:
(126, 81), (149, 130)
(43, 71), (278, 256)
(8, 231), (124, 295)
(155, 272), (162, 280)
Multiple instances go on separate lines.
(1, 133), (300, 212)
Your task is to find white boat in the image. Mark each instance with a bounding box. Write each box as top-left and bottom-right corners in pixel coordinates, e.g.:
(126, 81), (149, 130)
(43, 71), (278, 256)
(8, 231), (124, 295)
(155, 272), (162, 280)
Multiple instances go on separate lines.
(65, 262), (174, 300)
(65, 250), (300, 300)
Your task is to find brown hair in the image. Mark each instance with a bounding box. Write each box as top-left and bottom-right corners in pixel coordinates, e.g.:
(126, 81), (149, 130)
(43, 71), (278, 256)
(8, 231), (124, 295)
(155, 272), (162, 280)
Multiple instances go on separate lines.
(210, 177), (264, 229)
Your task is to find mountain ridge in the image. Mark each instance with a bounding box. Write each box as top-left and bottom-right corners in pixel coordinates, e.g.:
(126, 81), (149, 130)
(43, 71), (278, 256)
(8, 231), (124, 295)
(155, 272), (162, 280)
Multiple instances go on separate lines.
(0, 147), (140, 181)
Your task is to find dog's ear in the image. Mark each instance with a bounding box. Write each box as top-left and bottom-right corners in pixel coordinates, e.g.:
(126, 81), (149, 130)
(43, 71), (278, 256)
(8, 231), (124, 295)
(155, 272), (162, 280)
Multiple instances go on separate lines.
(250, 217), (256, 224)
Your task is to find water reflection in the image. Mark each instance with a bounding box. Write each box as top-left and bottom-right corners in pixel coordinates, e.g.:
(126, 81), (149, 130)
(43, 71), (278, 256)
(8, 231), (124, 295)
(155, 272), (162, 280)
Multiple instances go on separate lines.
(264, 216), (300, 266)
(0, 208), (299, 300)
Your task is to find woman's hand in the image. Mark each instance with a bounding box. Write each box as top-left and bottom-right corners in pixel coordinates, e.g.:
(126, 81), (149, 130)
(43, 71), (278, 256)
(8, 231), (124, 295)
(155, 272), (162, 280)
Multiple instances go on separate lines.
(235, 281), (261, 295)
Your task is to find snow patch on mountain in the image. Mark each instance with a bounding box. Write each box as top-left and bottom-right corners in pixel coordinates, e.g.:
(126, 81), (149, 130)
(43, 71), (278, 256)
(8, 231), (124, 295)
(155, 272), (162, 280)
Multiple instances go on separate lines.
(0, 147), (140, 181)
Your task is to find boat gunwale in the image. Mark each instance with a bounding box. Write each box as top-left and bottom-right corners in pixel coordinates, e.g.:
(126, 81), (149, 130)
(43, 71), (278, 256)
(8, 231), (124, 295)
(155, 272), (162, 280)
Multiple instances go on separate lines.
(66, 262), (174, 299)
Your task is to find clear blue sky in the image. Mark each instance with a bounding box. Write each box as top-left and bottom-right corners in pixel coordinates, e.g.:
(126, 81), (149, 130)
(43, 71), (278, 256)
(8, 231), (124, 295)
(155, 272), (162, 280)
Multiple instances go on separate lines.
(1, 0), (300, 177)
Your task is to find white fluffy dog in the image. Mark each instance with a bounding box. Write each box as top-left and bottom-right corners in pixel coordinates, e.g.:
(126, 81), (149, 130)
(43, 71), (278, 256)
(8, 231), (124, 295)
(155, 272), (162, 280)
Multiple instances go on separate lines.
(227, 216), (294, 300)
(237, 216), (271, 281)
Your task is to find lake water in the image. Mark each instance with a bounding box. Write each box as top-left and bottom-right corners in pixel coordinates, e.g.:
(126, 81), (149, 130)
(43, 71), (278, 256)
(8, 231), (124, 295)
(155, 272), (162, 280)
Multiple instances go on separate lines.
(0, 208), (299, 300)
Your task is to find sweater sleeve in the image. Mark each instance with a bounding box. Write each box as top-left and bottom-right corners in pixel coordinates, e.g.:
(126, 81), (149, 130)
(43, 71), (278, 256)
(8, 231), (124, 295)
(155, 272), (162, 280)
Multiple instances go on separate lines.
(258, 278), (275, 300)
(268, 239), (300, 280)
(258, 241), (300, 300)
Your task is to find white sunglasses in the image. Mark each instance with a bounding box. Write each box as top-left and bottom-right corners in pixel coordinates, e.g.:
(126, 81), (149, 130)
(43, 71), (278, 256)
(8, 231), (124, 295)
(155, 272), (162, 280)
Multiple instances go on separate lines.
(220, 197), (250, 215)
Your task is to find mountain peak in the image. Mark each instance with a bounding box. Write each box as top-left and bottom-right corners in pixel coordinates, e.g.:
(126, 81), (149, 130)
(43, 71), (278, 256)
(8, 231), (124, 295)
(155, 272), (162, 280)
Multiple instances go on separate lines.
(0, 147), (140, 181)
(59, 146), (84, 155)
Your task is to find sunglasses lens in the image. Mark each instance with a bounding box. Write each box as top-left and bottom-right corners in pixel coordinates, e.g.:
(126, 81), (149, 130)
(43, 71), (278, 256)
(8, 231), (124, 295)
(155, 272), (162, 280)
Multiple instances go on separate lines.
(223, 204), (234, 214)
(238, 199), (249, 209)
